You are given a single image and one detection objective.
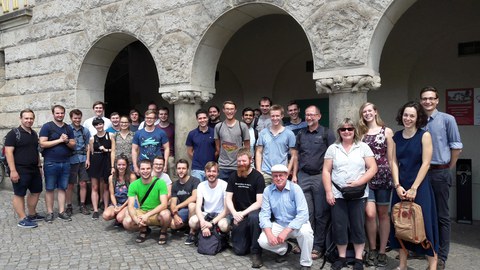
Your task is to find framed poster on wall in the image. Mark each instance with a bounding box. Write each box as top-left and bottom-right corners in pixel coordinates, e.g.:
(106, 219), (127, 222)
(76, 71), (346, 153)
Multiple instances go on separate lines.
(446, 88), (479, 125)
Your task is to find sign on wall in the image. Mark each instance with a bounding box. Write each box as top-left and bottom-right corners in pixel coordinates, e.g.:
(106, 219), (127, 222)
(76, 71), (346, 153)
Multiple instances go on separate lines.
(446, 88), (480, 125)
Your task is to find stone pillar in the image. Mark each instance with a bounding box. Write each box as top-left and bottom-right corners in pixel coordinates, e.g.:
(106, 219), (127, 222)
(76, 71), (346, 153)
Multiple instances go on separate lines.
(315, 75), (381, 128)
(161, 89), (214, 165)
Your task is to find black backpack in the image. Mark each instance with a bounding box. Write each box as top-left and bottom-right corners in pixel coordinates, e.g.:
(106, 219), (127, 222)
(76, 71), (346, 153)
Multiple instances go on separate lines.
(197, 225), (229, 255)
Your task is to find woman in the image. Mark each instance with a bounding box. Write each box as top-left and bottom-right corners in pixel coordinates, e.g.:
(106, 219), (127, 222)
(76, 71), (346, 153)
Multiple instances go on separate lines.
(358, 102), (394, 267)
(111, 115), (135, 177)
(323, 118), (378, 270)
(390, 101), (438, 270)
(88, 117), (115, 220)
(102, 156), (136, 225)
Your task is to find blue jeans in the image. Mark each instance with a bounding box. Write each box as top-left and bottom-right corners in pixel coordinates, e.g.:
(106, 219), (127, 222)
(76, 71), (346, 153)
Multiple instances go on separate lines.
(429, 168), (452, 262)
(219, 168), (236, 181)
(191, 169), (206, 182)
(44, 161), (71, 191)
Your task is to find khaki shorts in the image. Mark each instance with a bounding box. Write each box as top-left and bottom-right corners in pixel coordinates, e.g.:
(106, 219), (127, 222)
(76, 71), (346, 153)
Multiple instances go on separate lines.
(135, 209), (162, 226)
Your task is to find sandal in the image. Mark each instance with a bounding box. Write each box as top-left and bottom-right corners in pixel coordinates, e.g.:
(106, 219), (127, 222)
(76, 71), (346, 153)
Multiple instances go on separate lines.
(292, 245), (301, 254)
(311, 249), (321, 260)
(135, 227), (151, 243)
(158, 231), (168, 245)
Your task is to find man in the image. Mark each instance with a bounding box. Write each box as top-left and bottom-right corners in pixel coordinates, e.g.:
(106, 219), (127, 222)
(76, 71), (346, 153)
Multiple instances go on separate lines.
(129, 109), (141, 132)
(137, 102), (160, 129)
(215, 101), (250, 180)
(188, 161), (230, 244)
(5, 109), (44, 228)
(39, 105), (76, 223)
(208, 105), (221, 128)
(420, 86), (463, 269)
(105, 112), (120, 133)
(123, 160), (171, 244)
(83, 101), (112, 136)
(170, 159), (200, 244)
(66, 109), (91, 216)
(226, 148), (265, 268)
(285, 101), (307, 135)
(255, 104), (296, 185)
(255, 97), (272, 132)
(152, 156), (172, 200)
(157, 107), (175, 174)
(186, 109), (216, 181)
(242, 107), (258, 161)
(132, 109), (169, 175)
(258, 164), (313, 269)
(292, 105), (336, 259)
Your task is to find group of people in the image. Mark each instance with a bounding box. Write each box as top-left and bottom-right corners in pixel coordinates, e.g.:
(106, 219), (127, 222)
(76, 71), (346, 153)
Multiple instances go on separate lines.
(5, 87), (462, 270)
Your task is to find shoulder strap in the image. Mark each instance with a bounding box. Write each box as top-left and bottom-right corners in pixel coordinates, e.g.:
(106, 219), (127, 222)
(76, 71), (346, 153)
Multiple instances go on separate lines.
(331, 181), (343, 191)
(217, 122), (224, 141)
(238, 121), (244, 142)
(14, 128), (21, 142)
(139, 178), (159, 206)
(323, 126), (329, 145)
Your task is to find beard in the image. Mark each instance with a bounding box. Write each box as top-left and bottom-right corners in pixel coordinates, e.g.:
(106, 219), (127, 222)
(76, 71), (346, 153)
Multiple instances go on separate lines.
(237, 164), (251, 178)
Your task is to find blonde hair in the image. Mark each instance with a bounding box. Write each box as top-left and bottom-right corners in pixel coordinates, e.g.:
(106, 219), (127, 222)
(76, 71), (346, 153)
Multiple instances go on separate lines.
(358, 102), (385, 138)
(336, 118), (360, 144)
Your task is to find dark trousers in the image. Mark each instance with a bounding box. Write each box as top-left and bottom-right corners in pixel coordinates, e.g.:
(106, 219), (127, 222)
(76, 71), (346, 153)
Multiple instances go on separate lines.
(231, 210), (262, 255)
(430, 168), (452, 262)
(298, 170), (330, 251)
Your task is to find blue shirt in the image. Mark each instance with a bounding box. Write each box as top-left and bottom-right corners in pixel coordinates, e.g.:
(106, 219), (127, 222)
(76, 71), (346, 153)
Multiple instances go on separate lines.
(105, 127), (119, 133)
(285, 121), (307, 135)
(69, 124), (90, 164)
(256, 127), (296, 174)
(133, 127), (169, 161)
(39, 121), (74, 162)
(185, 126), (216, 170)
(259, 181), (309, 230)
(424, 110), (463, 165)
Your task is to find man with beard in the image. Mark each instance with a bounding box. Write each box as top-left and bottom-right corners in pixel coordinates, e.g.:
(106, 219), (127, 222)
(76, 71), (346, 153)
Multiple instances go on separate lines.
(105, 112), (121, 133)
(226, 148), (265, 268)
(83, 101), (112, 137)
(39, 105), (76, 223)
(292, 105), (336, 259)
(208, 105), (221, 128)
(242, 107), (258, 162)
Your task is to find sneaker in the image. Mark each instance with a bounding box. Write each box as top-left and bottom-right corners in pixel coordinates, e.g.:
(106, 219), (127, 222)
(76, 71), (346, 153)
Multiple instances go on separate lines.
(65, 204), (73, 217)
(28, 213), (45, 221)
(113, 220), (123, 228)
(377, 253), (387, 267)
(80, 205), (91, 215)
(251, 253), (264, 268)
(275, 243), (292, 263)
(18, 217), (38, 228)
(331, 257), (347, 270)
(92, 211), (100, 220)
(353, 259), (364, 270)
(45, 213), (55, 223)
(58, 212), (72, 221)
(366, 249), (378, 266)
(184, 233), (196, 245)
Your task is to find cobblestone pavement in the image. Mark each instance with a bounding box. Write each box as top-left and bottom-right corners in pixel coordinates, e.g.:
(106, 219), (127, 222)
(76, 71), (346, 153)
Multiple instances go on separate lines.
(0, 189), (478, 269)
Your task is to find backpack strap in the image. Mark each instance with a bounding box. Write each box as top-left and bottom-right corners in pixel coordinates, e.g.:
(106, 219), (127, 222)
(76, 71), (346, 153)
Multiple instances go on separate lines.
(139, 177), (159, 206)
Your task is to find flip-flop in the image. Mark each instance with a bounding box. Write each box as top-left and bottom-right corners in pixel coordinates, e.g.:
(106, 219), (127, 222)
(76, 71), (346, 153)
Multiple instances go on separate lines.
(135, 227), (151, 243)
(311, 249), (321, 260)
(158, 231), (168, 245)
(292, 245), (301, 254)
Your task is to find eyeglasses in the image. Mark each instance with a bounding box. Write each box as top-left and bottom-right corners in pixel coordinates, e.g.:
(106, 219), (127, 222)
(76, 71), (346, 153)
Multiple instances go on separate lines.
(338, 127), (354, 132)
(421, 97), (438, 102)
(305, 114), (319, 117)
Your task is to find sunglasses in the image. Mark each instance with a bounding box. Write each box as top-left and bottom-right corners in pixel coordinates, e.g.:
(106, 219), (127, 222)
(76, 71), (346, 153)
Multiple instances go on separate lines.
(338, 127), (355, 132)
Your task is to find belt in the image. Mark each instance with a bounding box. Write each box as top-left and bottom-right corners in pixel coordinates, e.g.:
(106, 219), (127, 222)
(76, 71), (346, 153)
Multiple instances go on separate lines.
(430, 164), (450, 170)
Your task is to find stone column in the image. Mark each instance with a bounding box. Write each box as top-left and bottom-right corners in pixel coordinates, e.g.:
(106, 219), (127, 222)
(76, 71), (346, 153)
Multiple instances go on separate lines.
(315, 75), (381, 128)
(161, 89), (214, 165)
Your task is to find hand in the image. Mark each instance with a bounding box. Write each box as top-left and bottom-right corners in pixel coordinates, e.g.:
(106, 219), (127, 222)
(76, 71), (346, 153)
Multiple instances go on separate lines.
(133, 165), (139, 175)
(114, 206), (121, 213)
(110, 168), (116, 175)
(61, 133), (69, 143)
(346, 180), (359, 187)
(202, 227), (212, 237)
(276, 229), (289, 244)
(266, 232), (279, 246)
(9, 170), (20, 183)
(164, 165), (168, 173)
(173, 214), (183, 226)
(291, 175), (298, 184)
(99, 145), (105, 151)
(85, 160), (90, 169)
(326, 191), (335, 206)
(232, 211), (244, 223)
(200, 220), (213, 230)
(396, 186), (407, 200)
(405, 188), (417, 201)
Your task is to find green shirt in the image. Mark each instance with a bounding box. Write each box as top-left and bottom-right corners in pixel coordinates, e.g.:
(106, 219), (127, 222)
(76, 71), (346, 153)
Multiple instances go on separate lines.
(128, 177), (168, 211)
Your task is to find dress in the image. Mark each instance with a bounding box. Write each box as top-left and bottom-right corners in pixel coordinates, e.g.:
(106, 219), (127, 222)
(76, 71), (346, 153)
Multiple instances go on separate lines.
(362, 127), (392, 190)
(88, 133), (112, 180)
(389, 129), (439, 256)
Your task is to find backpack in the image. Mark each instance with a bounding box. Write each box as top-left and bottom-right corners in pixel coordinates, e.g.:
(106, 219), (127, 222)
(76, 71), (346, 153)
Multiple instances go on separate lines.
(391, 201), (431, 252)
(197, 225), (229, 255)
(1, 128), (38, 176)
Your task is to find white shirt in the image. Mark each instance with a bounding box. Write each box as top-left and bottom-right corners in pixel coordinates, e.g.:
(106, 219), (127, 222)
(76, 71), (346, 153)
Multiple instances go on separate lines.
(197, 179), (227, 214)
(83, 116), (112, 137)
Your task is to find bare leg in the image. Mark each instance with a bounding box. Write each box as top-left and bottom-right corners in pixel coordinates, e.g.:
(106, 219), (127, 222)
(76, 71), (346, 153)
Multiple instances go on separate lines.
(57, 190), (66, 213)
(427, 254), (438, 270)
(26, 192), (41, 216)
(79, 181), (87, 204)
(45, 190), (55, 213)
(353, 243), (366, 260)
(377, 205), (390, 254)
(91, 178), (99, 212)
(398, 249), (408, 270)
(12, 195), (26, 219)
(365, 201), (377, 250)
(66, 183), (74, 206)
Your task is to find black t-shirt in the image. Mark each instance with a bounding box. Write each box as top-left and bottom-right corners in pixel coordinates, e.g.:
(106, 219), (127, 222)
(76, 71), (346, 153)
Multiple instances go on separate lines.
(171, 176), (200, 205)
(4, 126), (39, 172)
(226, 169), (265, 211)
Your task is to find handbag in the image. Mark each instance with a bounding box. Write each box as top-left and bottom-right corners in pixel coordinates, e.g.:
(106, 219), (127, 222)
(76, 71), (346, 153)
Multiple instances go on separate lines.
(332, 181), (367, 200)
(391, 201), (431, 251)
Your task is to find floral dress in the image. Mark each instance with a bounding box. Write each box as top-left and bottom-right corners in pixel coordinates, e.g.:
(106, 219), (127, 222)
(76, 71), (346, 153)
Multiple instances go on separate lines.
(362, 126), (393, 190)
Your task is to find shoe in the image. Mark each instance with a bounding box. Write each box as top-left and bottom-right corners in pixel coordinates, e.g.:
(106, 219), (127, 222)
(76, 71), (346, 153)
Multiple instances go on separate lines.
(353, 259), (364, 270)
(45, 213), (55, 223)
(366, 249), (378, 266)
(312, 248), (324, 260)
(65, 204), (73, 217)
(92, 211), (100, 220)
(251, 253), (263, 268)
(377, 253), (387, 267)
(135, 227), (151, 243)
(331, 257), (347, 270)
(18, 217), (38, 228)
(80, 205), (91, 215)
(113, 220), (123, 227)
(57, 212), (72, 221)
(275, 243), (292, 263)
(184, 233), (196, 245)
(28, 213), (45, 221)
(437, 259), (446, 270)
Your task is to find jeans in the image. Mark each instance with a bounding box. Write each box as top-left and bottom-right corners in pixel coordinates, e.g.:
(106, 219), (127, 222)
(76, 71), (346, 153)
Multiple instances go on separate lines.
(44, 161), (71, 191)
(191, 170), (206, 182)
(219, 168), (236, 181)
(230, 210), (262, 255)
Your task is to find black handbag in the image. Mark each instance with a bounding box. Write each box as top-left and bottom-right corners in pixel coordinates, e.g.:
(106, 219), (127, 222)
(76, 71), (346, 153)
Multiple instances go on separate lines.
(332, 182), (367, 200)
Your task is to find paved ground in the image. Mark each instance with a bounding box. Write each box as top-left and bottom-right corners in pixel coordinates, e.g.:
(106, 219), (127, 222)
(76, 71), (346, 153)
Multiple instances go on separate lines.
(0, 189), (479, 269)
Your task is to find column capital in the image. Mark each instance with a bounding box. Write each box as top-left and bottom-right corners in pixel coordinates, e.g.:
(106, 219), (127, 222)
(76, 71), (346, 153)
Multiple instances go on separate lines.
(161, 90), (214, 105)
(315, 74), (381, 94)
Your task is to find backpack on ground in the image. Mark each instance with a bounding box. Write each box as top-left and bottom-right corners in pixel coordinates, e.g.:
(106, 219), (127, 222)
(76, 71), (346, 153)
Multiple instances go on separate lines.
(197, 216), (229, 256)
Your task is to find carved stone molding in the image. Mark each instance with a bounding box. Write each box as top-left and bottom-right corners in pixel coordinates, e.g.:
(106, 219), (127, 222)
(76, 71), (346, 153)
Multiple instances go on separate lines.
(315, 75), (381, 94)
(161, 90), (214, 105)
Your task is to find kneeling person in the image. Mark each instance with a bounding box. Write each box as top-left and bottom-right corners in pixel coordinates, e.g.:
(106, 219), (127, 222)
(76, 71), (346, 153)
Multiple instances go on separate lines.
(258, 164), (314, 269)
(123, 160), (172, 244)
(188, 161), (230, 245)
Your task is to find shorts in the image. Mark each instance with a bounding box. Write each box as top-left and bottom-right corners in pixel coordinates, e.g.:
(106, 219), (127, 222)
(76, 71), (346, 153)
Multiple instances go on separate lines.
(367, 186), (392, 206)
(44, 161), (70, 191)
(177, 207), (189, 223)
(12, 169), (43, 196)
(69, 162), (89, 184)
(135, 209), (162, 226)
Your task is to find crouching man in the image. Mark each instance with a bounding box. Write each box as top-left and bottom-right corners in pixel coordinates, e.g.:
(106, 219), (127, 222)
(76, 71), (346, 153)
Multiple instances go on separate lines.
(123, 160), (172, 244)
(258, 164), (313, 269)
